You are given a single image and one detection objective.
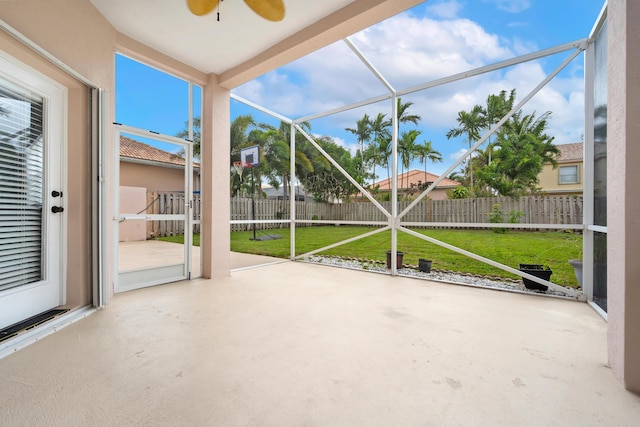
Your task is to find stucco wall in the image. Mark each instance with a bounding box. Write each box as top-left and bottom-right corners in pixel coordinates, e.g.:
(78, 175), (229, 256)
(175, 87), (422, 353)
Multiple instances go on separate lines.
(0, 27), (106, 309)
(608, 0), (640, 393)
(118, 186), (147, 242)
(119, 161), (200, 193)
(0, 0), (117, 307)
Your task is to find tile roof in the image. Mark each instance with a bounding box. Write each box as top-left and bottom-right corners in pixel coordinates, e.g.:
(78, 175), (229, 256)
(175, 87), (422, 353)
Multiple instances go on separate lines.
(372, 170), (460, 190)
(556, 143), (583, 162)
(119, 136), (194, 167)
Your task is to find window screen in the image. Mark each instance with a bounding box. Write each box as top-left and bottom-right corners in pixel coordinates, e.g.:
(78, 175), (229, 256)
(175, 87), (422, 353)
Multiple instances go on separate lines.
(559, 165), (578, 184)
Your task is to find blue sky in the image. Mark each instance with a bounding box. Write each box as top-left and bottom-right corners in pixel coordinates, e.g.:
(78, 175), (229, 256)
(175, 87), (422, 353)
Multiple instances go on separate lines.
(116, 0), (605, 178)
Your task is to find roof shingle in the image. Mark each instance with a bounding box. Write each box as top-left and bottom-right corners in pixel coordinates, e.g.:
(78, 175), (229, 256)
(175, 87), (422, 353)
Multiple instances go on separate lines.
(372, 170), (460, 190)
(556, 143), (583, 162)
(119, 136), (190, 167)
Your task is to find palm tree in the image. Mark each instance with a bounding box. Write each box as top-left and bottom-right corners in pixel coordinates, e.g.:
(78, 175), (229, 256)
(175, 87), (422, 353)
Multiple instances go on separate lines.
(175, 117), (201, 158)
(482, 89), (516, 166)
(398, 129), (421, 189)
(362, 113), (391, 183)
(230, 115), (256, 162)
(345, 114), (371, 176)
(414, 140), (442, 189)
(396, 98), (421, 132)
(376, 134), (393, 183)
(446, 104), (484, 195)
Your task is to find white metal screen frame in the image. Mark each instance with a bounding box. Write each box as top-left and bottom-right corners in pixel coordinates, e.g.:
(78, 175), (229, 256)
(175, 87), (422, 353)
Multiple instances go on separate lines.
(231, 34), (596, 300)
(113, 124), (194, 293)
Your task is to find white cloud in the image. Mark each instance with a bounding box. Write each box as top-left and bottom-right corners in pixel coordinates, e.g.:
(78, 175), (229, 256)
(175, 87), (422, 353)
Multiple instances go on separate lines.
(450, 148), (470, 161)
(233, 7), (585, 154)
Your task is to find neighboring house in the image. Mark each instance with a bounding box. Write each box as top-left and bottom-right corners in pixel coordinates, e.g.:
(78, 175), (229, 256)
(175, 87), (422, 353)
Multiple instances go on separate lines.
(262, 184), (305, 201)
(370, 170), (461, 200)
(119, 136), (200, 193)
(538, 143), (583, 195)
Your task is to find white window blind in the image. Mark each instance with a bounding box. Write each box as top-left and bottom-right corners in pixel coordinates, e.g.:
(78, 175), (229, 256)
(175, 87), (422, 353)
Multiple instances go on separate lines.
(0, 77), (45, 292)
(559, 165), (579, 184)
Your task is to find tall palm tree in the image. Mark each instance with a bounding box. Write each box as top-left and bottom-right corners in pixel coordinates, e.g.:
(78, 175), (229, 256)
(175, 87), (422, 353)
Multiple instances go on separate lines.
(414, 140), (442, 188)
(396, 98), (421, 131)
(363, 113), (391, 183)
(446, 104), (484, 195)
(230, 115), (256, 162)
(345, 114), (371, 175)
(398, 129), (421, 189)
(392, 99), (421, 192)
(376, 134), (393, 183)
(482, 89), (516, 165)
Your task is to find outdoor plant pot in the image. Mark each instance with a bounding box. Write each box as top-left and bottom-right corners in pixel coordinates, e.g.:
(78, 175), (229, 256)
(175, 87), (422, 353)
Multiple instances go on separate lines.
(386, 251), (404, 269)
(418, 258), (432, 273)
(518, 264), (552, 291)
(568, 259), (583, 288)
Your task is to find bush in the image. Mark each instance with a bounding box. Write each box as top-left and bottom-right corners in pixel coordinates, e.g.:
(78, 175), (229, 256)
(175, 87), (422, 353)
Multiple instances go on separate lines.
(448, 186), (469, 199)
(489, 204), (506, 233)
(488, 205), (523, 233)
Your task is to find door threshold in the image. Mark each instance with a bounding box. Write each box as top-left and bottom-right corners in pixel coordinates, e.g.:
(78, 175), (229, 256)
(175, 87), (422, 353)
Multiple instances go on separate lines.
(0, 308), (69, 344)
(0, 306), (96, 360)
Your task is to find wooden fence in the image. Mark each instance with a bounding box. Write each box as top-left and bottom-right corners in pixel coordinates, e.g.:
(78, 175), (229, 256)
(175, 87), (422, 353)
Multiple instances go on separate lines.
(146, 192), (201, 238)
(149, 192), (583, 236)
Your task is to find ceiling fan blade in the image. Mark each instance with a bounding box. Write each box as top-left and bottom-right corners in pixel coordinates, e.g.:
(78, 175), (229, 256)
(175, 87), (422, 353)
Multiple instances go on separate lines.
(244, 0), (286, 22)
(187, 0), (219, 16)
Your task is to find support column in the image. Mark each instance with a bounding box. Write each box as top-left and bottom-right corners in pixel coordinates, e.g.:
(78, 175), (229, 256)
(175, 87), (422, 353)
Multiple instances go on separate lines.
(608, 0), (640, 393)
(201, 74), (231, 278)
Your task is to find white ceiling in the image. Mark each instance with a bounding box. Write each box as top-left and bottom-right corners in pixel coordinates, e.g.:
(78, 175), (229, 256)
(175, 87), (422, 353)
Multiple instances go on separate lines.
(90, 0), (355, 76)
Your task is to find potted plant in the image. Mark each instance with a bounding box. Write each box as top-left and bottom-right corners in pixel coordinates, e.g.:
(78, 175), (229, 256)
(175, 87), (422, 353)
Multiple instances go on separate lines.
(518, 264), (552, 291)
(418, 258), (432, 273)
(386, 250), (404, 269)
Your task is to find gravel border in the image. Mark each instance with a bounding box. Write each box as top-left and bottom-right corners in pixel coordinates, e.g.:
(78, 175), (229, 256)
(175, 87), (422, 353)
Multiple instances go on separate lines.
(302, 255), (576, 299)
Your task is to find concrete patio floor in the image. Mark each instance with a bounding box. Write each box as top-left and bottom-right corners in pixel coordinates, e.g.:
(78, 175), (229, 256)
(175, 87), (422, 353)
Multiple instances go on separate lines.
(1, 257), (639, 426)
(118, 240), (286, 278)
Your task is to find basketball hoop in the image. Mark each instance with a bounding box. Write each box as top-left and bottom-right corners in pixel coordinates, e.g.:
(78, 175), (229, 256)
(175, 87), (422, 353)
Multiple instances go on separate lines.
(232, 161), (251, 179)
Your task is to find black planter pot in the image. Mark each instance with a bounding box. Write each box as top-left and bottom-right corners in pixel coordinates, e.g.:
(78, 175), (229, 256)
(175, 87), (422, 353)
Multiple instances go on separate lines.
(386, 251), (404, 269)
(518, 264), (552, 291)
(418, 258), (432, 273)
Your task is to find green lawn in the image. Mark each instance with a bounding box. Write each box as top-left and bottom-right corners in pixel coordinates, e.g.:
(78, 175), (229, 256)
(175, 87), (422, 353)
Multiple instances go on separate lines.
(226, 227), (581, 287)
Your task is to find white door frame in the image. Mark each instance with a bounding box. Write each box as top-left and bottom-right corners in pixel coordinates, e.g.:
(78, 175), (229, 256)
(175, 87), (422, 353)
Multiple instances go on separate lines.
(113, 124), (193, 293)
(0, 51), (66, 329)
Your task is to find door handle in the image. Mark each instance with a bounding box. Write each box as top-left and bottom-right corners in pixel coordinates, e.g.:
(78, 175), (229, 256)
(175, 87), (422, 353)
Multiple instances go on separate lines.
(51, 206), (64, 213)
(51, 190), (63, 197)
